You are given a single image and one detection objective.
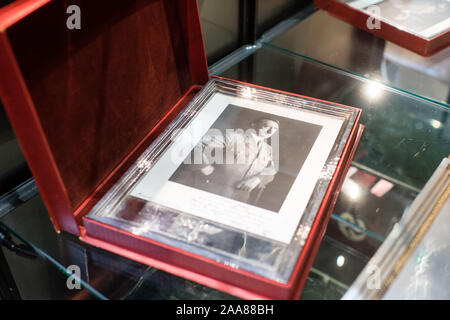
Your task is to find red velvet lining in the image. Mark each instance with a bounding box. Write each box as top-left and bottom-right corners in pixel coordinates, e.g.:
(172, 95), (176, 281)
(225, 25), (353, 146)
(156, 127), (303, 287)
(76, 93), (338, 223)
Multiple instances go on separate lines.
(6, 0), (207, 209)
(74, 86), (201, 221)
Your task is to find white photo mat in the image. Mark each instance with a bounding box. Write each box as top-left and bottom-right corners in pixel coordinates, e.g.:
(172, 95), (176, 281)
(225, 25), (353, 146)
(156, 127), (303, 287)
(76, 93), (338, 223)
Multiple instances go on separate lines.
(130, 92), (343, 244)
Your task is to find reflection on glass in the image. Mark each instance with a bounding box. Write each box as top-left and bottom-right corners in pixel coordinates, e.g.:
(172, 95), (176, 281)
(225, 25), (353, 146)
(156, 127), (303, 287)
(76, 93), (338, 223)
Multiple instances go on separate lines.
(336, 255), (345, 267)
(269, 11), (450, 104)
(362, 82), (384, 101)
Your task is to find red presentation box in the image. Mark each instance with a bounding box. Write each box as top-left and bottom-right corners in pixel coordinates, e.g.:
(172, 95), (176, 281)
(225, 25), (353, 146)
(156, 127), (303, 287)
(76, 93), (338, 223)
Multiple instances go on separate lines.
(315, 0), (450, 57)
(0, 0), (362, 299)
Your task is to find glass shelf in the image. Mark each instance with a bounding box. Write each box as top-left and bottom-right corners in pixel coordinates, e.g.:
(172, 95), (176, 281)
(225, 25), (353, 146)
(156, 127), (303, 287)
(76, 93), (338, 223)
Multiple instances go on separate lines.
(1, 10), (449, 300)
(269, 10), (450, 105)
(221, 44), (449, 192)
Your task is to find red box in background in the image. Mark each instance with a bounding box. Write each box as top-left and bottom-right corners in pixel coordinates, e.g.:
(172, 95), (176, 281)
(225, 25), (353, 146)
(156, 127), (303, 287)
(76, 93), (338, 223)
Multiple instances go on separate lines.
(314, 0), (450, 57)
(0, 0), (362, 299)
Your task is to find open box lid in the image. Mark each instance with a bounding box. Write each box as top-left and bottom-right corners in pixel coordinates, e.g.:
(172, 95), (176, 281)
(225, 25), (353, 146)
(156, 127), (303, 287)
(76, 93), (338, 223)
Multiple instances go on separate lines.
(0, 0), (208, 234)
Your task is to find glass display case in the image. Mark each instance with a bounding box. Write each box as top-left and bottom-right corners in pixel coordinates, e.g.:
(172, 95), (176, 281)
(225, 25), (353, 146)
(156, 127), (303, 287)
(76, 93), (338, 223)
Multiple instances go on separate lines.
(0, 4), (449, 300)
(269, 10), (450, 104)
(314, 0), (450, 56)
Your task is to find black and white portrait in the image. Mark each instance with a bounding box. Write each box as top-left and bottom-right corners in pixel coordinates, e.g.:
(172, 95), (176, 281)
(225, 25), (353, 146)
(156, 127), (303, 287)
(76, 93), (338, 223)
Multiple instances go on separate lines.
(129, 92), (344, 244)
(169, 104), (322, 212)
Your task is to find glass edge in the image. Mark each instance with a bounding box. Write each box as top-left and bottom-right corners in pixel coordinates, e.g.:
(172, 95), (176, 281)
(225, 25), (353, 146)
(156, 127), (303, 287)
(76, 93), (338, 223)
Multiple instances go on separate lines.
(262, 42), (450, 109)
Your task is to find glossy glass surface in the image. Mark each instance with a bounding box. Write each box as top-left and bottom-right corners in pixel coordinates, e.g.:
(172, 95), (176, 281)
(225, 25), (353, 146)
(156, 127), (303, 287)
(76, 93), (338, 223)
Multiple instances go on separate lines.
(221, 45), (450, 191)
(197, 0), (240, 64)
(1, 12), (449, 300)
(270, 11), (450, 104)
(256, 0), (305, 37)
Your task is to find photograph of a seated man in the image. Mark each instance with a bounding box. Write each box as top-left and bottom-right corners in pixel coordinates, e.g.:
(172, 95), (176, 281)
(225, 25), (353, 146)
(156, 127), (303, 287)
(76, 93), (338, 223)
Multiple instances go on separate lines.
(169, 104), (322, 212)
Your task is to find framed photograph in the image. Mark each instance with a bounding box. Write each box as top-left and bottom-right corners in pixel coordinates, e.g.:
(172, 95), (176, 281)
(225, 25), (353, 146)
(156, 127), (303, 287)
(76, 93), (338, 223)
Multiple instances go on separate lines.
(0, 0), (362, 299)
(86, 78), (360, 284)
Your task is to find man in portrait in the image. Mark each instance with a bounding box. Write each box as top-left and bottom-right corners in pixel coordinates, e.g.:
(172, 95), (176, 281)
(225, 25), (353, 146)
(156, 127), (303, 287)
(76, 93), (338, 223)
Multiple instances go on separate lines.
(170, 117), (280, 207)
